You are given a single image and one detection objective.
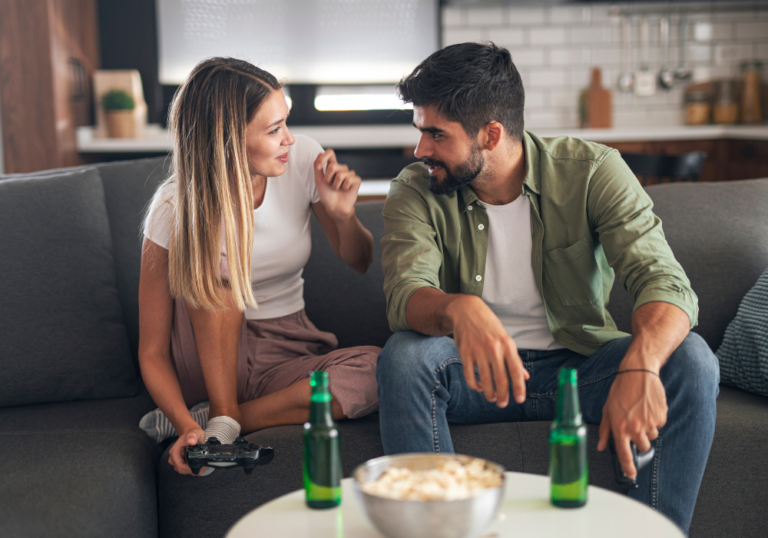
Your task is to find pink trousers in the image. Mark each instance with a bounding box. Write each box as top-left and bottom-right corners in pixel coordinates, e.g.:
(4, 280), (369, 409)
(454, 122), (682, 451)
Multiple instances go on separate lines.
(169, 300), (380, 419)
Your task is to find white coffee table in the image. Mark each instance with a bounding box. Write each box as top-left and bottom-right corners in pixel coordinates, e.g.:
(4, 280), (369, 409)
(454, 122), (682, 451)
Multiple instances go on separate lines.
(227, 472), (684, 538)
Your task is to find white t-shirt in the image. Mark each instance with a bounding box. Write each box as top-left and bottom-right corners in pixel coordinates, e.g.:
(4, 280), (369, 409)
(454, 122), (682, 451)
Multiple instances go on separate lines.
(480, 195), (563, 351)
(144, 135), (323, 320)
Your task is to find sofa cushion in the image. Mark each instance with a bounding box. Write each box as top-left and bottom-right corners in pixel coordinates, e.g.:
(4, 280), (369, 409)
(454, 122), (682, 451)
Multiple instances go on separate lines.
(690, 386), (768, 538)
(607, 179), (768, 351)
(97, 157), (171, 361)
(0, 169), (139, 406)
(304, 201), (392, 349)
(716, 267), (768, 397)
(0, 392), (160, 538)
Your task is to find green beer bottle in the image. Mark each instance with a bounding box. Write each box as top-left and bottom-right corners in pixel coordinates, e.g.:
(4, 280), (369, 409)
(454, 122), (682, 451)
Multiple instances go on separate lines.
(549, 368), (588, 508)
(303, 370), (342, 509)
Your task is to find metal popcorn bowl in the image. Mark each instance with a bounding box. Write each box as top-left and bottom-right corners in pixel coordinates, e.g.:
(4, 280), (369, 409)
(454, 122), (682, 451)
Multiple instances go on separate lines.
(352, 453), (506, 538)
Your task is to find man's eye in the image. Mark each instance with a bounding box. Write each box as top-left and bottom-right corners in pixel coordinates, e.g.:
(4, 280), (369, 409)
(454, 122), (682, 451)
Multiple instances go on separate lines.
(432, 133), (442, 140)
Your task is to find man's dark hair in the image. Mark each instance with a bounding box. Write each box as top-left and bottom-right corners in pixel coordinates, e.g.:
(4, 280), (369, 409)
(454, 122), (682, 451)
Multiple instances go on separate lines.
(397, 42), (525, 142)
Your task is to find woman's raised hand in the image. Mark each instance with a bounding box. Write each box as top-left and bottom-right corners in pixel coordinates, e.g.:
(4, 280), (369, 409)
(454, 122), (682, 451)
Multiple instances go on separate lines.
(314, 149), (361, 222)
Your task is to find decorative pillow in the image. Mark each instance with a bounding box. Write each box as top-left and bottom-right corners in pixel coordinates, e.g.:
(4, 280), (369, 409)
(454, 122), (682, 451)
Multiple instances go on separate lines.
(0, 168), (139, 407)
(716, 267), (768, 397)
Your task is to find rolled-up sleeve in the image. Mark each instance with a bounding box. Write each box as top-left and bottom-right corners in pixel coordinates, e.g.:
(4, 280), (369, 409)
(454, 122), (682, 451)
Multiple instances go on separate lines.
(587, 150), (699, 328)
(381, 178), (443, 332)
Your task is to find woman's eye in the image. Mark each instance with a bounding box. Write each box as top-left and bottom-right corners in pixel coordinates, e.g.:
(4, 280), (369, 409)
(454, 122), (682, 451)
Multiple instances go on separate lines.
(269, 126), (281, 135)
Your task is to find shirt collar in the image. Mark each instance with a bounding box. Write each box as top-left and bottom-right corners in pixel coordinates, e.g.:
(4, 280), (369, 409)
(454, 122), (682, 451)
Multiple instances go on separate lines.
(459, 130), (540, 213)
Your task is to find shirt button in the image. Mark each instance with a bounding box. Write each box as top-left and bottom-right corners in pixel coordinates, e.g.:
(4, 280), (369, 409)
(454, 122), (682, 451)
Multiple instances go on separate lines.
(478, 224), (485, 230)
(468, 205), (473, 211)
(475, 275), (482, 282)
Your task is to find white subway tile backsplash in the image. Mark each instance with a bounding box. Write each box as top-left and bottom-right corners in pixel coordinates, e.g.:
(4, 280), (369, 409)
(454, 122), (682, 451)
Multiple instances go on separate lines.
(614, 111), (653, 128)
(530, 69), (567, 88)
(443, 3), (768, 130)
(735, 22), (768, 39)
(589, 5), (612, 24)
(550, 90), (580, 108)
(526, 111), (564, 129)
(549, 7), (592, 25)
(549, 47), (591, 66)
(570, 26), (616, 45)
(507, 9), (546, 26)
(530, 27), (567, 46)
(442, 7), (464, 28)
(650, 108), (686, 127)
(525, 92), (547, 109)
(591, 47), (622, 66)
(487, 28), (525, 47)
(567, 69), (591, 89)
(443, 28), (485, 47)
(509, 49), (546, 67)
(711, 22), (734, 41)
(687, 44), (713, 62)
(467, 7), (506, 27)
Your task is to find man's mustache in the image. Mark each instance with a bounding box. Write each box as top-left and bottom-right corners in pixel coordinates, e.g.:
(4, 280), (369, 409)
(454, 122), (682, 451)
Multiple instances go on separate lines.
(423, 158), (447, 170)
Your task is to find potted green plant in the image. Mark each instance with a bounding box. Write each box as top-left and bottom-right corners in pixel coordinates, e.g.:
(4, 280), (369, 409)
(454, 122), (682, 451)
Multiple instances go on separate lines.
(102, 89), (136, 138)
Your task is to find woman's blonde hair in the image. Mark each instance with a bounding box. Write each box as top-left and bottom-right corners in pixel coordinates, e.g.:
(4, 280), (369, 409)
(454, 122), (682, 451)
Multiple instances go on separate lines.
(154, 57), (281, 312)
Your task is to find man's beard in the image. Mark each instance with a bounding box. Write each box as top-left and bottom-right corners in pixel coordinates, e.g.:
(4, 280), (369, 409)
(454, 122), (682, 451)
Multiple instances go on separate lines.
(424, 143), (485, 195)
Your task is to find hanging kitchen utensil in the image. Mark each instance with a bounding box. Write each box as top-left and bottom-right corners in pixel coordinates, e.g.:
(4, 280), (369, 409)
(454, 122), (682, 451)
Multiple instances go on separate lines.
(635, 17), (656, 96)
(674, 17), (693, 84)
(658, 17), (674, 90)
(618, 17), (635, 93)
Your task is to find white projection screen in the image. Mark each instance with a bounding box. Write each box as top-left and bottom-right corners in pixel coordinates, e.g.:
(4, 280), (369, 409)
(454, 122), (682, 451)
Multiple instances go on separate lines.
(157, 0), (439, 85)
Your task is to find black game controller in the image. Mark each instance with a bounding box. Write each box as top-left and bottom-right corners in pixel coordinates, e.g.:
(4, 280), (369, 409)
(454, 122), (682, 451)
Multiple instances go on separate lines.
(186, 437), (275, 475)
(608, 436), (655, 490)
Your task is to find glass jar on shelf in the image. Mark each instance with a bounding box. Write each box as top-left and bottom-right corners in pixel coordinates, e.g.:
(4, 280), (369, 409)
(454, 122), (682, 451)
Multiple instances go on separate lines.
(685, 90), (711, 126)
(740, 60), (763, 124)
(713, 80), (738, 125)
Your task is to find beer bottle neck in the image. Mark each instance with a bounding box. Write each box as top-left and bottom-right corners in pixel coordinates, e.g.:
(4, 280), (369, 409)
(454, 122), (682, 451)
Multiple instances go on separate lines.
(309, 392), (334, 426)
(554, 369), (582, 427)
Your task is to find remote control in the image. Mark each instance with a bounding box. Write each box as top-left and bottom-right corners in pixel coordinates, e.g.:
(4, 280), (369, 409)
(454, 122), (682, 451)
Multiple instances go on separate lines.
(608, 436), (655, 490)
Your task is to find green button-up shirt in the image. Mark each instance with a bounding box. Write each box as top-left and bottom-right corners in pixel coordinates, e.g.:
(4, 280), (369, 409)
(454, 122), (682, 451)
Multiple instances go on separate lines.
(381, 131), (698, 357)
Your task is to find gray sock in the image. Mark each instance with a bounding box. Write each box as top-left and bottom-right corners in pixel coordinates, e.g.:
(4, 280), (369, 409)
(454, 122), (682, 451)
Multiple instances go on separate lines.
(139, 401), (210, 443)
(204, 415), (241, 445)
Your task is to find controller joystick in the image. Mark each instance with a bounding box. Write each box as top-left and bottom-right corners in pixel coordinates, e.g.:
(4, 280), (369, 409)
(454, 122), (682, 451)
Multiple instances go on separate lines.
(185, 436), (274, 475)
(608, 435), (655, 490)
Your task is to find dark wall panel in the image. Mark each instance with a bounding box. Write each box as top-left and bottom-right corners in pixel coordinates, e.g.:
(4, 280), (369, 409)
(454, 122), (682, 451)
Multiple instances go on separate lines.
(97, 0), (162, 124)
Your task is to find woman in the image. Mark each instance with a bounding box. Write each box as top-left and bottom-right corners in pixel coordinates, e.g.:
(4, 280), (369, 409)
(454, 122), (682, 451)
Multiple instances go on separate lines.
(138, 57), (379, 476)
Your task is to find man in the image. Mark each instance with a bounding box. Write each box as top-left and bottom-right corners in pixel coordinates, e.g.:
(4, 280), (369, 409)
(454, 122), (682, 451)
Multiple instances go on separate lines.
(378, 42), (718, 534)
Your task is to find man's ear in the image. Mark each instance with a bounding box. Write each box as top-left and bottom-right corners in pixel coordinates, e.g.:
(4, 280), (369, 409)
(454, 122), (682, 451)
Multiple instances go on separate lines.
(479, 121), (503, 151)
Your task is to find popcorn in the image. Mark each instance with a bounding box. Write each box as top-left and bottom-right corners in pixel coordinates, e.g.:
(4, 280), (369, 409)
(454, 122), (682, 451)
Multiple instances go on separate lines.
(361, 458), (503, 501)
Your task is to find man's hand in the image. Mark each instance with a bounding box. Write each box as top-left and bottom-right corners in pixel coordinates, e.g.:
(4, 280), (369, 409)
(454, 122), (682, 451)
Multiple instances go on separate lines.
(314, 149), (361, 222)
(597, 370), (667, 479)
(168, 427), (208, 476)
(448, 295), (530, 407)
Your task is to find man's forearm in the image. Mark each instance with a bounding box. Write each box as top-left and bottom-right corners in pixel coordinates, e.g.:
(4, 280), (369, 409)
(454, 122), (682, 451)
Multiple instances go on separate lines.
(406, 287), (480, 336)
(622, 301), (691, 373)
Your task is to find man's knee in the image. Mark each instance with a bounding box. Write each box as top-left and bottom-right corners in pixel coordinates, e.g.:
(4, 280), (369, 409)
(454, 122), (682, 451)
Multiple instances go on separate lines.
(664, 332), (720, 401)
(377, 331), (458, 390)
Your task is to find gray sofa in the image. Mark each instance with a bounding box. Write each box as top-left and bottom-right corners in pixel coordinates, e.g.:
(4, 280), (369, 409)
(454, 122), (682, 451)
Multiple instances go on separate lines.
(1, 157), (766, 538)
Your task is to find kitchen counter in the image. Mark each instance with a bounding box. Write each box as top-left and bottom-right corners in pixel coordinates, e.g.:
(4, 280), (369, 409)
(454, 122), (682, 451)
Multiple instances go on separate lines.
(76, 124), (768, 153)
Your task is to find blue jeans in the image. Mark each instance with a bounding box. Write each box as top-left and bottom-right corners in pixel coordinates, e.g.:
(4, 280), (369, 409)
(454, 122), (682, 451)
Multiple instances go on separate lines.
(376, 331), (719, 534)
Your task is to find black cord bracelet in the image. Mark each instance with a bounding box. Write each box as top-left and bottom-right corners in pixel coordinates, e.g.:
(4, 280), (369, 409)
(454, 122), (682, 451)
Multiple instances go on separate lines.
(615, 368), (660, 378)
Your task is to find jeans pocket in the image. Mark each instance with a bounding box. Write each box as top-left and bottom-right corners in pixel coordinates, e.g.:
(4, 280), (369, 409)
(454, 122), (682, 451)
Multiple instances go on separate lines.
(543, 238), (602, 306)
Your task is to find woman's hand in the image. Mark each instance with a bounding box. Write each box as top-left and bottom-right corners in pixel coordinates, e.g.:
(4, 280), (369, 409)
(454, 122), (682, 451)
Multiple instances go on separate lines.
(168, 427), (208, 476)
(314, 149), (361, 222)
